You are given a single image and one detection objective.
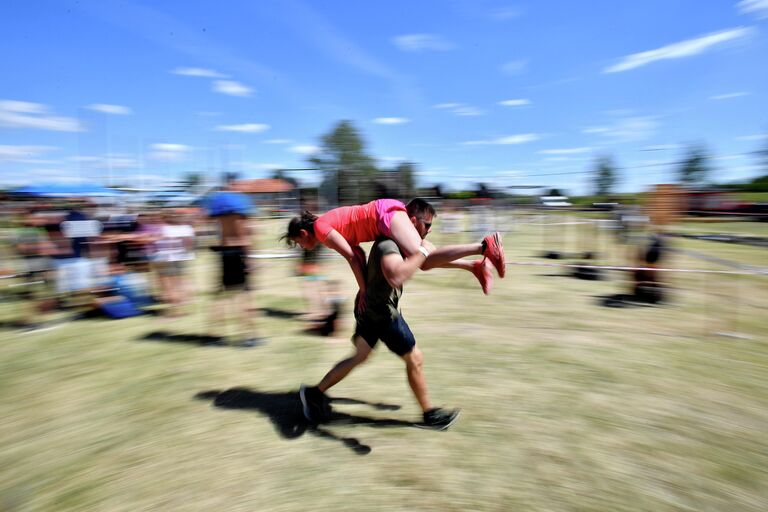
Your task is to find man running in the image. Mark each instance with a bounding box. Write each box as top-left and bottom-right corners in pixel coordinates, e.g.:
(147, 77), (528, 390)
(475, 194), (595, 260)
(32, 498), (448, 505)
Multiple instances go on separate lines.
(300, 199), (461, 430)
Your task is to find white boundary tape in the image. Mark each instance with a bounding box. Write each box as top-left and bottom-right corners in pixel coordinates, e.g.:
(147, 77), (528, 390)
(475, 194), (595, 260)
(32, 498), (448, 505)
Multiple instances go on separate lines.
(244, 250), (768, 277)
(507, 260), (768, 276)
(248, 252), (296, 259)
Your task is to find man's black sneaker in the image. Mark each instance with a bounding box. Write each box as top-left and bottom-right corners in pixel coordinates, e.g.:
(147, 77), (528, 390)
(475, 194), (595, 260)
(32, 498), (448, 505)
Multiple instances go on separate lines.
(299, 385), (332, 423)
(421, 408), (461, 430)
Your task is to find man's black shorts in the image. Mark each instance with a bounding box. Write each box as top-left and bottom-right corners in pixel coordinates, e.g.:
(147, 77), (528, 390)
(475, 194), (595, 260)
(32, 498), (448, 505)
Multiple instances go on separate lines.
(219, 246), (248, 290)
(355, 314), (415, 356)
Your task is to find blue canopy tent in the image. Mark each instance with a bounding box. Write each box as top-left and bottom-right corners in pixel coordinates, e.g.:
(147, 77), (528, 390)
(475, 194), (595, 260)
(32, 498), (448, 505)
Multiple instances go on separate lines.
(11, 183), (125, 198)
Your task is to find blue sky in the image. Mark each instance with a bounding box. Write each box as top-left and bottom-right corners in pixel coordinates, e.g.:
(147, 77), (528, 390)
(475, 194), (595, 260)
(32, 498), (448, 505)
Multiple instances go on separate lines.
(1, 0), (767, 195)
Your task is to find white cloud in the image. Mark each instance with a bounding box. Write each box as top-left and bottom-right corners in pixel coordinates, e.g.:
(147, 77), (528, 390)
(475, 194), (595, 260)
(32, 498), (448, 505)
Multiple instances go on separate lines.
(379, 156), (407, 162)
(262, 139), (293, 144)
(214, 123), (270, 133)
(373, 117), (410, 125)
(499, 98), (531, 107)
(495, 134), (540, 144)
(149, 143), (192, 161)
(1, 100), (47, 114)
(500, 59), (528, 76)
(152, 143), (190, 152)
(289, 145), (320, 155)
(86, 103), (132, 115)
(539, 147), (592, 155)
(0, 99), (83, 132)
(738, 0), (768, 18)
(735, 133), (768, 141)
(434, 103), (485, 116)
(604, 27), (753, 73)
(392, 34), (455, 52)
(69, 154), (139, 169)
(171, 67), (228, 78)
(709, 91), (750, 100)
(455, 106), (486, 116)
(213, 80), (253, 97)
(583, 116), (658, 142)
(433, 103), (462, 109)
(463, 133), (540, 145)
(0, 145), (57, 162)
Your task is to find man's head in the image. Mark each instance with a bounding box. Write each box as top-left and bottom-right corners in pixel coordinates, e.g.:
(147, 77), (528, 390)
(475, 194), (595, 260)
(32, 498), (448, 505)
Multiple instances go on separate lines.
(406, 198), (436, 239)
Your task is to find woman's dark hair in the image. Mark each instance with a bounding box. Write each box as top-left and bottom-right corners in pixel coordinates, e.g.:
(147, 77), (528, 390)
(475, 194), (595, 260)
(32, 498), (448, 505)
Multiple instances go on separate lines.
(281, 211), (318, 246)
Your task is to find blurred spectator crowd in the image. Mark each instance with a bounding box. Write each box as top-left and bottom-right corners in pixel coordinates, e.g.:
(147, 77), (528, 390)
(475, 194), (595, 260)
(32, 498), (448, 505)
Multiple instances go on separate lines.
(0, 198), (206, 329)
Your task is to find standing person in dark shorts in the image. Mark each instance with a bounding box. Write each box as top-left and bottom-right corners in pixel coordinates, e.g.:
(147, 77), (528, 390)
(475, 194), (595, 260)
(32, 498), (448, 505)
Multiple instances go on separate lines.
(300, 207), (460, 430)
(206, 174), (263, 346)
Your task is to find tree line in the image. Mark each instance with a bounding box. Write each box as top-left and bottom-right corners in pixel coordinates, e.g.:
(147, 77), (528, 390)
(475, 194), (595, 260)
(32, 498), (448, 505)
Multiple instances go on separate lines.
(593, 141), (768, 200)
(180, 120), (768, 203)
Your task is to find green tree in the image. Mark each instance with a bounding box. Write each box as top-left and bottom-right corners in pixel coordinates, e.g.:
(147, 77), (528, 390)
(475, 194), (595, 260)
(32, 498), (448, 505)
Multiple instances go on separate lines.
(677, 144), (711, 187)
(393, 161), (416, 199)
(182, 172), (203, 192)
(593, 155), (617, 199)
(309, 120), (379, 205)
(271, 169), (298, 188)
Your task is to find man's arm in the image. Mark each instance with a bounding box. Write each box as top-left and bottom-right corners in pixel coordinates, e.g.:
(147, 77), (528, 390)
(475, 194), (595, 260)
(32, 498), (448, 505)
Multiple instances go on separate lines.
(380, 240), (434, 289)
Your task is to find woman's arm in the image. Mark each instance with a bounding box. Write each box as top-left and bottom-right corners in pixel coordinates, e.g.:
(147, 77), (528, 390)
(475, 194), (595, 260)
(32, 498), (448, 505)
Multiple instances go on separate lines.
(323, 229), (368, 307)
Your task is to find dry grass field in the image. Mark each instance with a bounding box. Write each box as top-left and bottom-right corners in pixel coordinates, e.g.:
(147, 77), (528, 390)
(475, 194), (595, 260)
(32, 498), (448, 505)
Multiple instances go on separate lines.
(1, 213), (766, 511)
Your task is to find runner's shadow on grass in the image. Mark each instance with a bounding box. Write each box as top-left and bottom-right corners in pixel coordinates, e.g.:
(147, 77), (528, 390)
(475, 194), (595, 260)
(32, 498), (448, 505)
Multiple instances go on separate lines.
(595, 294), (656, 308)
(259, 307), (303, 319)
(139, 330), (228, 347)
(0, 319), (33, 329)
(195, 387), (412, 455)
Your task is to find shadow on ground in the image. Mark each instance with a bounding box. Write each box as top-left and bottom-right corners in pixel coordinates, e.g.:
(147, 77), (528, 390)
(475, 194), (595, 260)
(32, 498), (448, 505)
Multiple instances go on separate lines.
(195, 387), (414, 455)
(258, 307), (304, 319)
(0, 319), (35, 330)
(596, 294), (659, 308)
(140, 330), (229, 346)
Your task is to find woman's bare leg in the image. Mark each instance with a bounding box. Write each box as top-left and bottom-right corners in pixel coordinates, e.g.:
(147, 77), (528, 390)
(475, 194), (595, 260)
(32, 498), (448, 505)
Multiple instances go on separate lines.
(388, 211), (483, 270)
